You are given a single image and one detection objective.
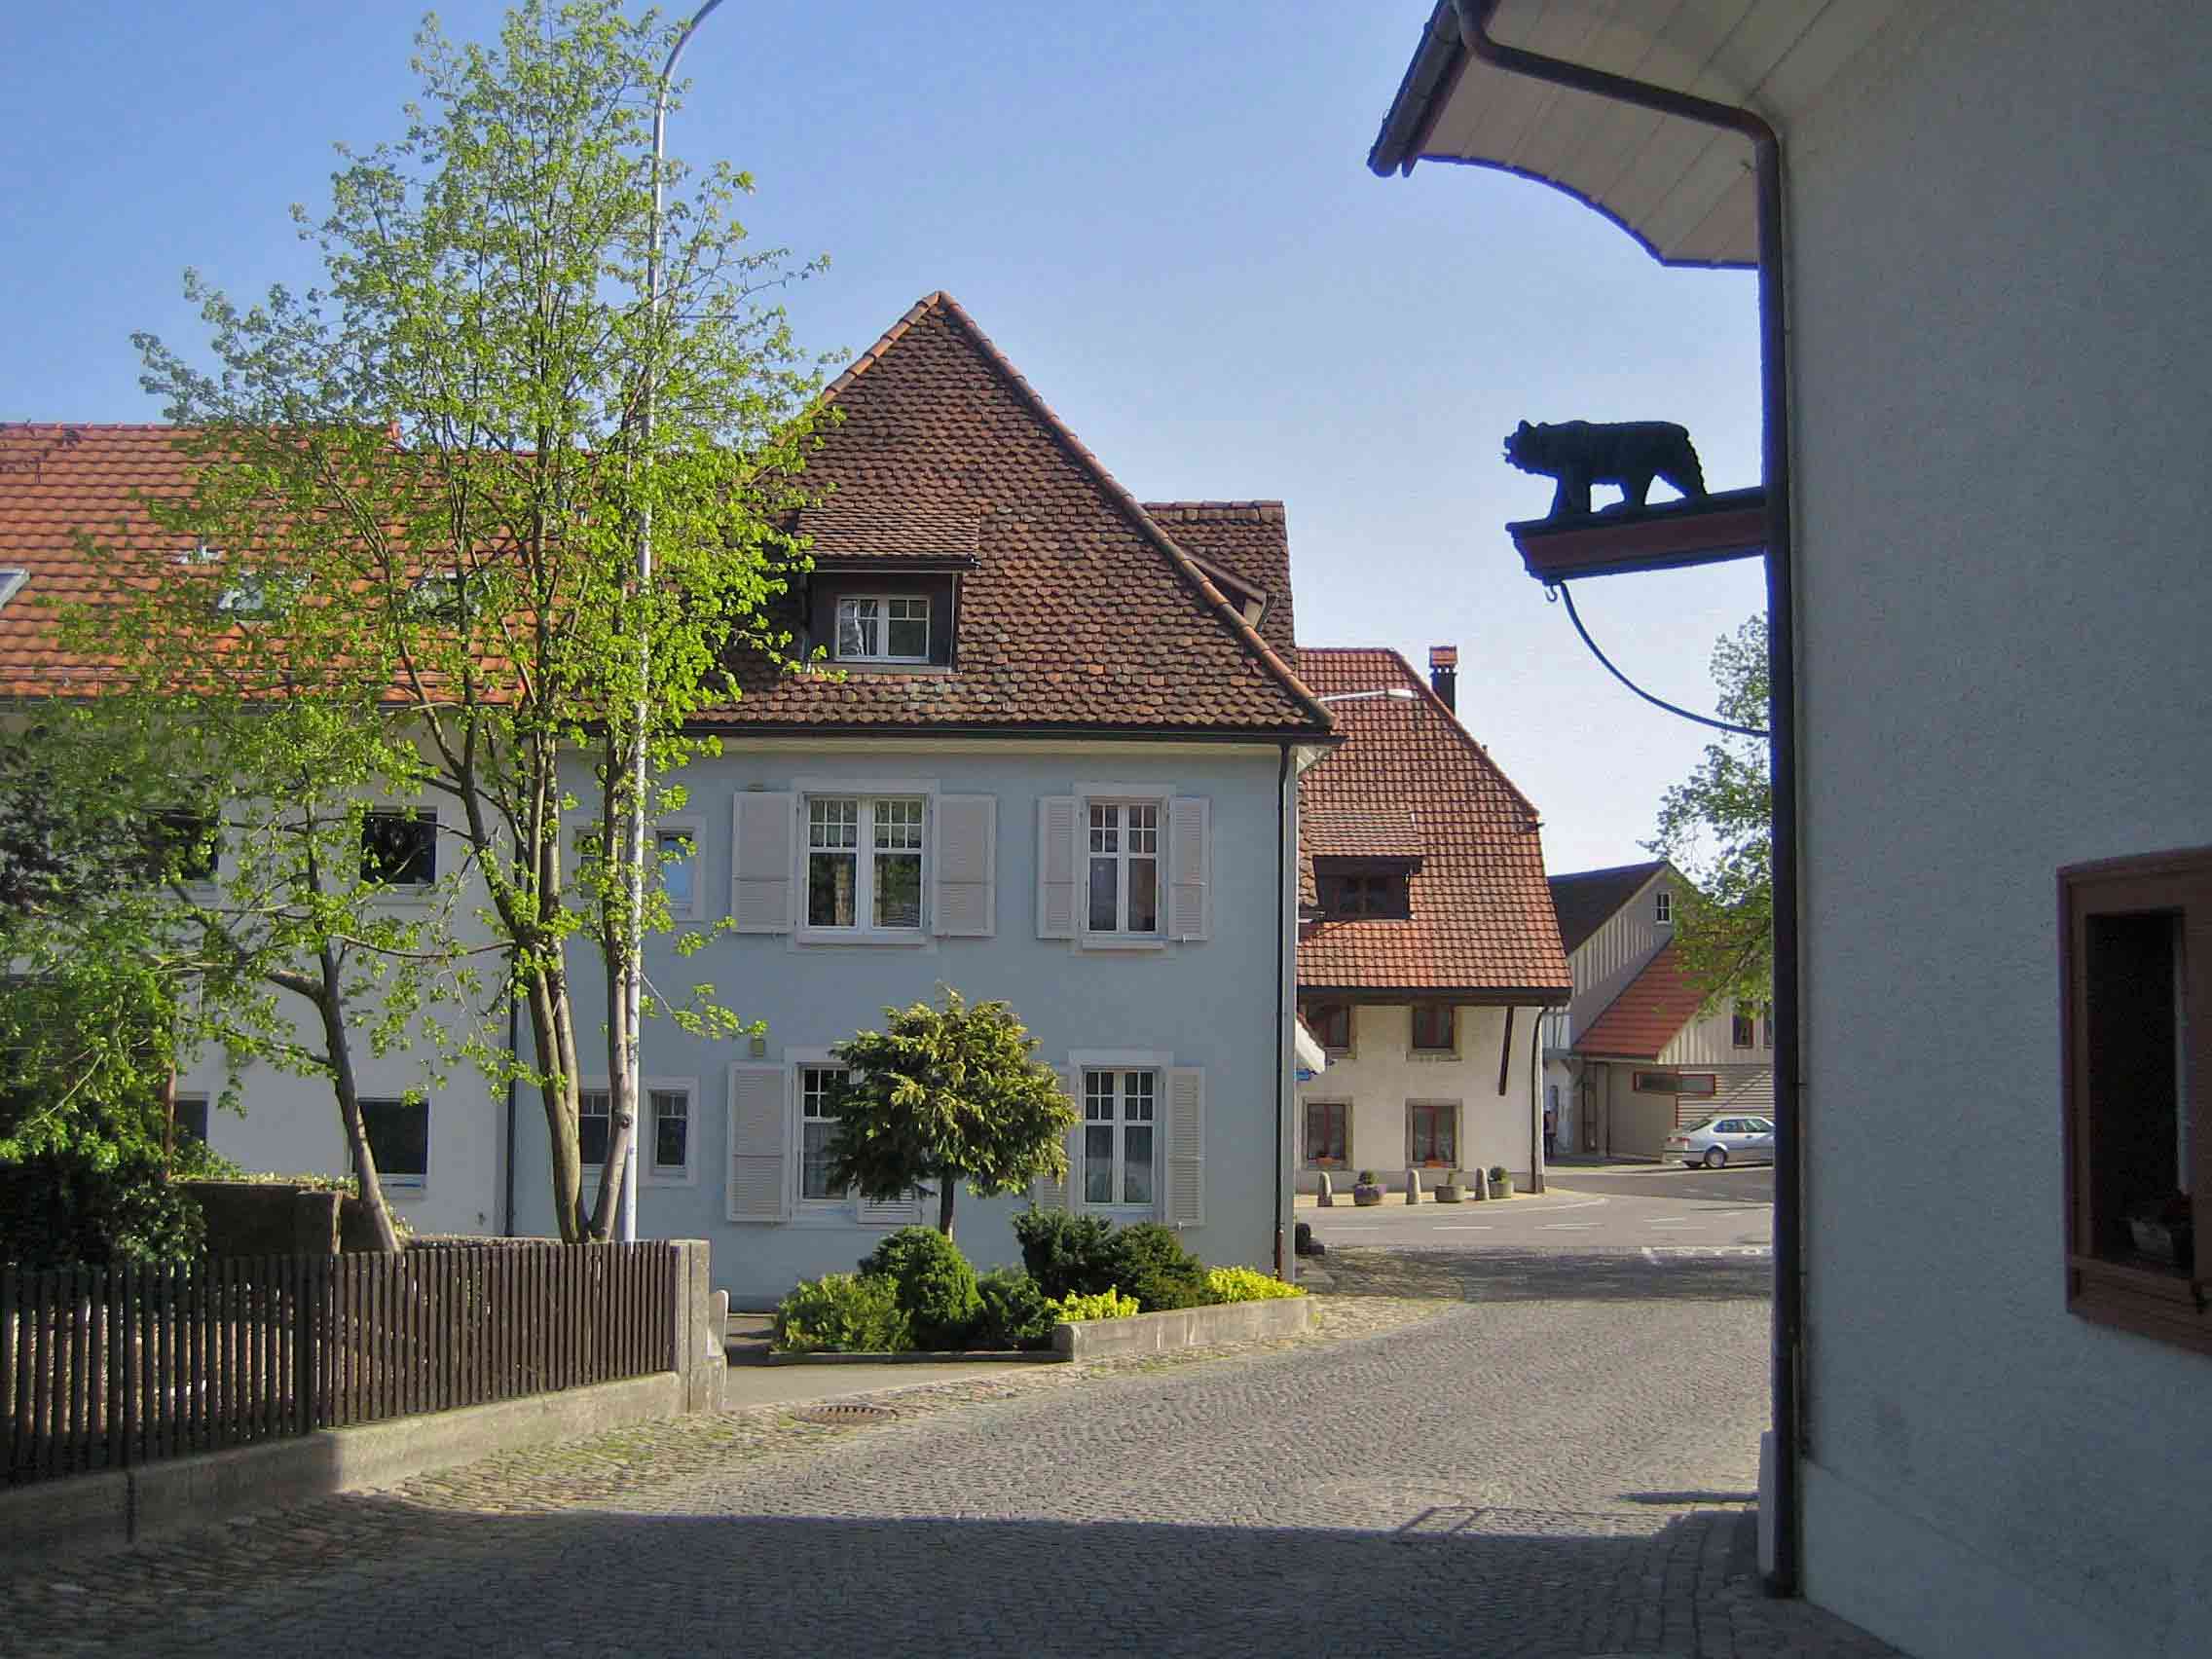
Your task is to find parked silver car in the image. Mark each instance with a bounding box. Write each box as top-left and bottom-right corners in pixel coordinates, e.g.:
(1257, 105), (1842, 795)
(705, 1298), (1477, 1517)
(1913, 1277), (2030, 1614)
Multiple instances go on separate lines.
(1662, 1115), (1776, 1168)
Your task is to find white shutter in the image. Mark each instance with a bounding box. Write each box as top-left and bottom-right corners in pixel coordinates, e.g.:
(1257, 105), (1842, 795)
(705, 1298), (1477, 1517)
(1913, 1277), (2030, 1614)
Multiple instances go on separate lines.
(1031, 1066), (1078, 1209)
(932, 794), (996, 938)
(1165, 1066), (1204, 1228)
(856, 1188), (924, 1226)
(725, 1063), (789, 1222)
(731, 792), (794, 934)
(1036, 796), (1078, 939)
(1168, 796), (1210, 941)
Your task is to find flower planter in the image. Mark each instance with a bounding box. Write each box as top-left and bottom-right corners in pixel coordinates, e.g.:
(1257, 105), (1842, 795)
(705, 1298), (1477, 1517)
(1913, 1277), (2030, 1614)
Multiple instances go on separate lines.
(1435, 1182), (1467, 1203)
(1352, 1185), (1384, 1206)
(1487, 1174), (1513, 1199)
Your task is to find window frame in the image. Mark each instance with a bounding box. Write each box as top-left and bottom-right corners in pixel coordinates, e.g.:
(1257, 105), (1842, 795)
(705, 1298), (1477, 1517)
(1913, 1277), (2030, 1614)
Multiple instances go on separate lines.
(1406, 1099), (1459, 1169)
(654, 820), (703, 921)
(2059, 846), (2211, 1355)
(360, 807), (437, 891)
(645, 1076), (697, 1187)
(1302, 1000), (1353, 1055)
(1655, 888), (1673, 925)
(1304, 1098), (1350, 1169)
(1313, 860), (1414, 921)
(833, 593), (931, 664)
(796, 1061), (850, 1208)
(1080, 1066), (1161, 1212)
(801, 793), (928, 940)
(1083, 798), (1164, 940)
(355, 1094), (429, 1191)
(1411, 1002), (1457, 1055)
(1633, 1071), (1717, 1098)
(1731, 1008), (1755, 1050)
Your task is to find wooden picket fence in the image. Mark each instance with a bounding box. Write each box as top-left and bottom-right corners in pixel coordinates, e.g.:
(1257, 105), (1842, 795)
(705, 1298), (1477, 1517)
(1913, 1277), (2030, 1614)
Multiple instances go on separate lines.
(0, 1241), (680, 1487)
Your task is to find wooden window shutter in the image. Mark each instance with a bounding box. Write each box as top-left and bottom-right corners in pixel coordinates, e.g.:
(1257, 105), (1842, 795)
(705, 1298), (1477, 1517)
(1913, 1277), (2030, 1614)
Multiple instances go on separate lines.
(725, 1063), (790, 1222)
(1036, 796), (1078, 940)
(1168, 796), (1211, 941)
(1031, 1066), (1079, 1209)
(932, 794), (996, 938)
(855, 1187), (923, 1226)
(730, 792), (795, 934)
(1165, 1067), (1204, 1227)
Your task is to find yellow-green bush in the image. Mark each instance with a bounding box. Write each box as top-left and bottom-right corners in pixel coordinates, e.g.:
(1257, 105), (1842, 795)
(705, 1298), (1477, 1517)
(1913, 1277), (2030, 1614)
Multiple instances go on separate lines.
(1205, 1267), (1306, 1303)
(1047, 1286), (1138, 1322)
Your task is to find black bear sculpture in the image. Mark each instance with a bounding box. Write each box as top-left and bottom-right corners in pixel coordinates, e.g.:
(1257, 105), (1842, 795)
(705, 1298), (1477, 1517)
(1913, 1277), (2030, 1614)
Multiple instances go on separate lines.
(1503, 420), (1708, 520)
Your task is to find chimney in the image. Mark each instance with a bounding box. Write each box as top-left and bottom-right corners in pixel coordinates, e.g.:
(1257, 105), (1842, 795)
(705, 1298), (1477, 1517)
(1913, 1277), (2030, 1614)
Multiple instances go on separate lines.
(1428, 645), (1458, 713)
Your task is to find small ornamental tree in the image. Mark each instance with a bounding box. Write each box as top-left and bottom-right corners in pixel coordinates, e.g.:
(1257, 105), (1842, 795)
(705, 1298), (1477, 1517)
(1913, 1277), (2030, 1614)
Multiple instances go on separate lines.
(825, 988), (1078, 1239)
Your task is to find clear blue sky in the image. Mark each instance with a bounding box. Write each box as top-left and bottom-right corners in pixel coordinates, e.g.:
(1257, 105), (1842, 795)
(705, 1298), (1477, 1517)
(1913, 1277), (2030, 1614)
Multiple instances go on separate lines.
(0, 1), (1766, 876)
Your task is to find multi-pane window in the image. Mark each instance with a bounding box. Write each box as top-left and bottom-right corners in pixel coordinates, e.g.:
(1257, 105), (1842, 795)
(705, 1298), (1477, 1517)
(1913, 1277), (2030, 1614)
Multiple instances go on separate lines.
(835, 595), (929, 662)
(1408, 1102), (1456, 1166)
(578, 1088), (612, 1167)
(799, 1066), (846, 1201)
(806, 796), (925, 931)
(1305, 1099), (1347, 1167)
(1315, 864), (1411, 919)
(1087, 802), (1161, 935)
(657, 828), (696, 912)
(651, 1087), (689, 1176)
(1084, 1069), (1156, 1208)
(1731, 1009), (1755, 1049)
(1411, 1003), (1456, 1053)
(357, 1096), (428, 1188)
(1303, 1002), (1352, 1051)
(1655, 888), (1674, 925)
(361, 809), (436, 886)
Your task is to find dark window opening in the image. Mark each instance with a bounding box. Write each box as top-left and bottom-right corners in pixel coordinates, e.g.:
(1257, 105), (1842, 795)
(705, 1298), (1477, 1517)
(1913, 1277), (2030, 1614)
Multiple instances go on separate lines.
(150, 811), (219, 882)
(1306, 1100), (1347, 1166)
(361, 809), (436, 886)
(1633, 1071), (1716, 1098)
(1412, 1002), (1456, 1053)
(357, 1096), (428, 1187)
(1408, 1101), (1457, 1166)
(1314, 860), (1412, 920)
(1303, 1002), (1352, 1051)
(1731, 1010), (1755, 1049)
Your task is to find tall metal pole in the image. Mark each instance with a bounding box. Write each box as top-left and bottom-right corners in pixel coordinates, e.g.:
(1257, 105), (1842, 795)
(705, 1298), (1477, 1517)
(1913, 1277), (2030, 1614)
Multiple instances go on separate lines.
(622, 0), (725, 1242)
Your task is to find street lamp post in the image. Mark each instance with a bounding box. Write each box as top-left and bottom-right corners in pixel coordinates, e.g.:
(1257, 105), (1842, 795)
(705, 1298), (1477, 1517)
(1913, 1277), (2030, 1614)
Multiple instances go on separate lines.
(619, 0), (725, 1242)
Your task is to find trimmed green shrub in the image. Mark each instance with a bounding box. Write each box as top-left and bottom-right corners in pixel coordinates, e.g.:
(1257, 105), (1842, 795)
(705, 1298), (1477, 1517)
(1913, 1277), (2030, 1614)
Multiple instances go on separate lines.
(858, 1225), (982, 1349)
(1206, 1266), (1307, 1303)
(1049, 1287), (1137, 1322)
(0, 1149), (205, 1270)
(1012, 1207), (1120, 1301)
(771, 1272), (913, 1354)
(1106, 1221), (1216, 1311)
(973, 1266), (1057, 1350)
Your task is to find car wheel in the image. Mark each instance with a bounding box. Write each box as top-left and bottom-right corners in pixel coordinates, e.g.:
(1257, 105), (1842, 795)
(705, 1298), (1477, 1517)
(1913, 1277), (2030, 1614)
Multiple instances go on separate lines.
(1703, 1147), (1727, 1169)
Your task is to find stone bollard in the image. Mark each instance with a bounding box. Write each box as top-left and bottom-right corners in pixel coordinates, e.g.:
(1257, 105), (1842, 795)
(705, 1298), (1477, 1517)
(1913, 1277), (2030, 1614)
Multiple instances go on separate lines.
(1469, 1170), (1487, 1200)
(1405, 1167), (1423, 1205)
(1316, 1169), (1334, 1207)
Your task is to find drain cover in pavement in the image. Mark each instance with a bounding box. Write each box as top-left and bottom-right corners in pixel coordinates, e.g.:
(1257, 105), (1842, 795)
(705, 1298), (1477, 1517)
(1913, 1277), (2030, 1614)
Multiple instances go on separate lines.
(791, 1402), (898, 1426)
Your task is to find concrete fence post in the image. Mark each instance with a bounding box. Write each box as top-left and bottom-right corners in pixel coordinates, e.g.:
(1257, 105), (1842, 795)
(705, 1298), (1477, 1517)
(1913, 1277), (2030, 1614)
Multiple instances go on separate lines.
(667, 1240), (723, 1413)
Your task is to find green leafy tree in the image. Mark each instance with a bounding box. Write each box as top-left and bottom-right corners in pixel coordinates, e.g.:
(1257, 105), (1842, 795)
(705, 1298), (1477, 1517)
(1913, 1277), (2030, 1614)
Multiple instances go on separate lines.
(1646, 612), (1773, 1011)
(826, 989), (1079, 1239)
(110, 0), (828, 1239)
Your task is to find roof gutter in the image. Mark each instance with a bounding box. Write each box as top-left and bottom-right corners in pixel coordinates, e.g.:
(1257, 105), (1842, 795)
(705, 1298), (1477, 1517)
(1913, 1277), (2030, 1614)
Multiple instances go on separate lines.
(1441, 0), (1804, 1599)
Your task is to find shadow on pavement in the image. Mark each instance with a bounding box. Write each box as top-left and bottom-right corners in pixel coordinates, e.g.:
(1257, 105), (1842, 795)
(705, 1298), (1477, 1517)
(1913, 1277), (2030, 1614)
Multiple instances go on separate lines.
(55, 1496), (1896, 1659)
(1326, 1246), (1774, 1305)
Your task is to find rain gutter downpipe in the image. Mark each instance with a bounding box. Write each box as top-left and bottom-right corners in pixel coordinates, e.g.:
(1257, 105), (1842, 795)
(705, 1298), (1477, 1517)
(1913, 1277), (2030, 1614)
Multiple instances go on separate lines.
(1447, 0), (1805, 1598)
(1275, 738), (1294, 1278)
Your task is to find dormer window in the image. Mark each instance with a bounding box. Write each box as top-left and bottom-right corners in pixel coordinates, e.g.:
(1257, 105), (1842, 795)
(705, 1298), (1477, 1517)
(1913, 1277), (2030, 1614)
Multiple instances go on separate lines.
(1314, 857), (1414, 920)
(836, 595), (929, 663)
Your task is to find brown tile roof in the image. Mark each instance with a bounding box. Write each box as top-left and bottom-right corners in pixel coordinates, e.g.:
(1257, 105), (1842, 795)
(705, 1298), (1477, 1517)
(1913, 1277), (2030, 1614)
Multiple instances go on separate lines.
(1295, 647), (1570, 1001)
(1303, 808), (1423, 859)
(1548, 860), (1669, 954)
(1573, 940), (1706, 1059)
(0, 297), (1332, 739)
(1138, 501), (1295, 655)
(705, 295), (1331, 734)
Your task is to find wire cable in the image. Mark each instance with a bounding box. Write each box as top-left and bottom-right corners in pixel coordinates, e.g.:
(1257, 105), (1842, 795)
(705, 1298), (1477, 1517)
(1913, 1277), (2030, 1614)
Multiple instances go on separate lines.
(1549, 580), (1770, 739)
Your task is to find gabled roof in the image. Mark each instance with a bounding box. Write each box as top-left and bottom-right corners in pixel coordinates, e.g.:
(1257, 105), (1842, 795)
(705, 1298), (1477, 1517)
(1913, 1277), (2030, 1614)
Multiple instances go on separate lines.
(1547, 859), (1670, 954)
(1296, 646), (1569, 1001)
(714, 293), (1331, 735)
(0, 299), (1333, 740)
(1139, 500), (1295, 655)
(1573, 939), (1708, 1060)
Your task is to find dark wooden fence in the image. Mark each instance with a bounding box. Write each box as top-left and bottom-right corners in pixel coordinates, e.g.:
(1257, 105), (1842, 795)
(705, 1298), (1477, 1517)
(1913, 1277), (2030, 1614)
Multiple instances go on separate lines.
(0, 1241), (680, 1487)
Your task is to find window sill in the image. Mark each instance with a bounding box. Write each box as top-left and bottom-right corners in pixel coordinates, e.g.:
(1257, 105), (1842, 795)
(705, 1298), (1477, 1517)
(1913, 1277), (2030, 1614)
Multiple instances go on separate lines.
(644, 1170), (696, 1189)
(2067, 1254), (2210, 1355)
(1409, 1050), (1459, 1062)
(1079, 935), (1168, 953)
(795, 929), (932, 948)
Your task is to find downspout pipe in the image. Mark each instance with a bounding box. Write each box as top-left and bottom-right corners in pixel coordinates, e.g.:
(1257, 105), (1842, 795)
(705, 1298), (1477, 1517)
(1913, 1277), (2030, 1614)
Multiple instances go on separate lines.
(1447, 0), (1804, 1599)
(1274, 739), (1294, 1277)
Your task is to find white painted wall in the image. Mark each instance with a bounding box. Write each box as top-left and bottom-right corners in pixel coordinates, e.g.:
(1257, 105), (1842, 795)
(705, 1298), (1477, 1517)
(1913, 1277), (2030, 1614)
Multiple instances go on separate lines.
(1562, 869), (1676, 1038)
(1785, 2), (2212, 1652)
(1294, 1002), (1543, 1190)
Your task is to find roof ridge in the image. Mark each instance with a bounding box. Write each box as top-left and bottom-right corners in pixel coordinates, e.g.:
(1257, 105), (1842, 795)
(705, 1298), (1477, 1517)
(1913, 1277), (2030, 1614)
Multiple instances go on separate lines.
(816, 294), (1330, 734)
(1139, 499), (1286, 520)
(1550, 858), (1670, 886)
(1327, 645), (1546, 828)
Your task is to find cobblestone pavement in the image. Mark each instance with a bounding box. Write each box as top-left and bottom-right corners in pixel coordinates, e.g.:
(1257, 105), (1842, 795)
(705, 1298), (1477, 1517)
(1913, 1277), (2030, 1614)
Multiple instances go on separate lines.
(4, 1279), (1898, 1659)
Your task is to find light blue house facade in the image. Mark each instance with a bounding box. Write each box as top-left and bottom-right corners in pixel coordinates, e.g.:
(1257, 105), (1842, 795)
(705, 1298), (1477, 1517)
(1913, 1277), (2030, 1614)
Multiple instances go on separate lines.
(513, 293), (1335, 1307)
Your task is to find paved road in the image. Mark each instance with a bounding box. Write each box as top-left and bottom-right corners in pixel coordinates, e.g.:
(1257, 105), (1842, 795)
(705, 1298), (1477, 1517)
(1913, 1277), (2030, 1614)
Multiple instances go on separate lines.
(80, 1266), (1889, 1658)
(1305, 1166), (1773, 1254)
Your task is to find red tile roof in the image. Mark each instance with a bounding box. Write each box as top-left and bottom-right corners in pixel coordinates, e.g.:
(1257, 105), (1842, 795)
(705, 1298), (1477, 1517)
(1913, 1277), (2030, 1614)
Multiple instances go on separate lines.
(1138, 500), (1295, 655)
(1303, 808), (1423, 859)
(1295, 647), (1570, 1001)
(0, 297), (1332, 739)
(1573, 940), (1707, 1059)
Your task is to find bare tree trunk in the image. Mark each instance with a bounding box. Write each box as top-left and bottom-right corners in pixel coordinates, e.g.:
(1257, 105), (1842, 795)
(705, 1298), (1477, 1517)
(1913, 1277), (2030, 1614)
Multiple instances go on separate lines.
(525, 962), (583, 1243)
(589, 743), (640, 1241)
(937, 1179), (956, 1238)
(314, 948), (401, 1254)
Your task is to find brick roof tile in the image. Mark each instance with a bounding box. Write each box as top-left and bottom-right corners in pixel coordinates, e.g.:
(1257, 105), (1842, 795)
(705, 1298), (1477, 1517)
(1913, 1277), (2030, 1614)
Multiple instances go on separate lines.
(1573, 940), (1707, 1059)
